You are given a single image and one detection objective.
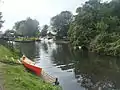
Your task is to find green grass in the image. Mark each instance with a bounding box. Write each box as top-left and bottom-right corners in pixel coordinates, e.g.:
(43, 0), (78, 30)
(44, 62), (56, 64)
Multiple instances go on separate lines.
(3, 65), (61, 90)
(0, 45), (20, 63)
(0, 45), (61, 90)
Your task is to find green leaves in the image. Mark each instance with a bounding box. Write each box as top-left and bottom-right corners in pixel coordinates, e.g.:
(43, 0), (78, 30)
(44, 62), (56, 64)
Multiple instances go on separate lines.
(51, 11), (73, 39)
(68, 0), (120, 56)
(40, 25), (48, 37)
(95, 21), (108, 32)
(13, 17), (40, 37)
(0, 12), (4, 29)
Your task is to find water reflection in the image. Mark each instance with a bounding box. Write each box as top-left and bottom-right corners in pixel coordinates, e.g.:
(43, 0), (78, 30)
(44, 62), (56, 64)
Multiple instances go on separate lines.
(74, 52), (120, 90)
(52, 44), (73, 65)
(41, 42), (48, 53)
(50, 43), (120, 90)
(15, 41), (120, 90)
(15, 42), (40, 59)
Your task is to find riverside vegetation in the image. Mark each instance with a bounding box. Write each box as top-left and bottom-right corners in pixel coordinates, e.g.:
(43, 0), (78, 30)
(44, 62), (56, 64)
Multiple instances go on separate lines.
(68, 0), (120, 56)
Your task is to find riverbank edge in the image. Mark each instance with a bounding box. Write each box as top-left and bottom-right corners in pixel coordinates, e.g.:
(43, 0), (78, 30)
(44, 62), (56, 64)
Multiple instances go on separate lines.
(14, 37), (41, 43)
(71, 44), (120, 57)
(0, 45), (61, 90)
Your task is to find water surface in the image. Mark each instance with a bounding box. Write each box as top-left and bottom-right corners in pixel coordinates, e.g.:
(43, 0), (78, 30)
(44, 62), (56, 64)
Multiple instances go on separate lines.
(15, 40), (120, 90)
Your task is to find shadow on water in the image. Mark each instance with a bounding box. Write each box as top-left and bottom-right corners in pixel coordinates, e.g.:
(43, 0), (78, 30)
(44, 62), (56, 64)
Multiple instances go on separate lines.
(14, 41), (120, 90)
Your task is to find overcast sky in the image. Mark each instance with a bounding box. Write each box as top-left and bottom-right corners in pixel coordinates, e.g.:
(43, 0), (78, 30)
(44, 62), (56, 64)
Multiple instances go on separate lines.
(0, 0), (110, 31)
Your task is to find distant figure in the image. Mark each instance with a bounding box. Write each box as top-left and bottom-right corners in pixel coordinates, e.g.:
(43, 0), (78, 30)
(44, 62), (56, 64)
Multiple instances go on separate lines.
(55, 78), (59, 85)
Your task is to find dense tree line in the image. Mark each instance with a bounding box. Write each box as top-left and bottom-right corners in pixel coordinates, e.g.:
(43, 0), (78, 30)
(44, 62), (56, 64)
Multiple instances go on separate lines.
(68, 0), (120, 56)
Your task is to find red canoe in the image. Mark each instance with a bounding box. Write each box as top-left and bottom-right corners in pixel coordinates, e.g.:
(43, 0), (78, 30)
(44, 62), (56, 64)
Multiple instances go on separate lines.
(21, 55), (42, 76)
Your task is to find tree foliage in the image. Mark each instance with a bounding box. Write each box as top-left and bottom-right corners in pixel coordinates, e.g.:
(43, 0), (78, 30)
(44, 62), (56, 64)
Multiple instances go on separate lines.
(13, 17), (40, 37)
(68, 0), (120, 56)
(0, 12), (4, 29)
(0, 0), (4, 29)
(3, 30), (16, 38)
(40, 25), (48, 37)
(51, 11), (73, 39)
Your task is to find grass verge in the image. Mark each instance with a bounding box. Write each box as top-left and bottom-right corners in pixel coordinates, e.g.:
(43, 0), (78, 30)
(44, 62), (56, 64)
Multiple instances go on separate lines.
(0, 45), (61, 90)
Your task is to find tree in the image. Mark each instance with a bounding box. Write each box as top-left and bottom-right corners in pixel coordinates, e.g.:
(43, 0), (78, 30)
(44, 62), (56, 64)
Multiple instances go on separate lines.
(51, 11), (73, 39)
(13, 17), (40, 37)
(0, 0), (4, 29)
(111, 0), (120, 18)
(68, 0), (120, 56)
(68, 0), (102, 46)
(3, 30), (16, 39)
(40, 25), (48, 37)
(0, 12), (4, 29)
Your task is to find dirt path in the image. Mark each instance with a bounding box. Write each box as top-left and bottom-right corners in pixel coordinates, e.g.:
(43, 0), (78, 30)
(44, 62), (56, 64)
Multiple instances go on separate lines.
(0, 62), (4, 90)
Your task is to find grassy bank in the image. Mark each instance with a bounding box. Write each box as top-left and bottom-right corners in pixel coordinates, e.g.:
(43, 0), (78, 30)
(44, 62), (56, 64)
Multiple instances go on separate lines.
(15, 37), (40, 41)
(0, 45), (61, 90)
(0, 45), (20, 63)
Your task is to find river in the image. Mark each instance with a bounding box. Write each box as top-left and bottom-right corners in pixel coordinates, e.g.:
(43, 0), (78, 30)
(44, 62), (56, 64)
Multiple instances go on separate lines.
(15, 40), (120, 90)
